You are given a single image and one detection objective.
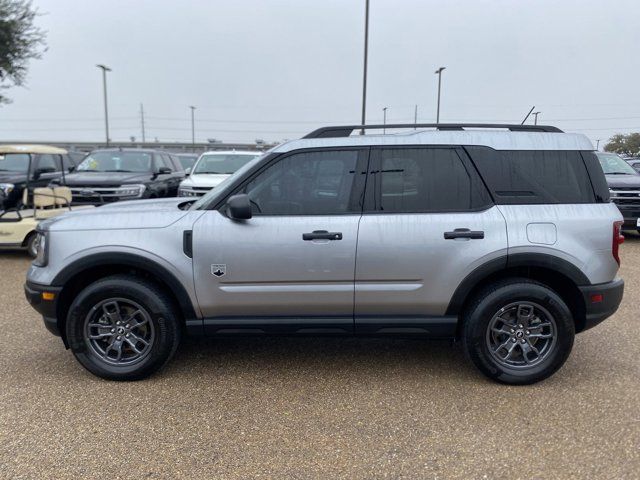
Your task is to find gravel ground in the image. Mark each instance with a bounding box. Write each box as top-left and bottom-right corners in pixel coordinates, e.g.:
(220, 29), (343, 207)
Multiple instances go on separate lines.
(0, 239), (639, 479)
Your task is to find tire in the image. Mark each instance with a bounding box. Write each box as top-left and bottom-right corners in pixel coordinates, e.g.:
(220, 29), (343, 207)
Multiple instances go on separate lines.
(462, 278), (575, 385)
(65, 275), (181, 381)
(26, 233), (39, 258)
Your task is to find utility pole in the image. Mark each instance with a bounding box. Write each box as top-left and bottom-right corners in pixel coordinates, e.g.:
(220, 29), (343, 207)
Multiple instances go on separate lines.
(383, 107), (388, 134)
(533, 111), (541, 125)
(189, 106), (196, 146)
(360, 0), (370, 134)
(596, 139), (601, 150)
(96, 64), (111, 146)
(434, 67), (445, 124)
(140, 103), (146, 143)
(414, 104), (418, 129)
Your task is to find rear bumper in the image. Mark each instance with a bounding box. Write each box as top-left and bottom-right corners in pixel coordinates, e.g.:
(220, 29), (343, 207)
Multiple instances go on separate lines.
(578, 278), (624, 332)
(24, 281), (62, 337)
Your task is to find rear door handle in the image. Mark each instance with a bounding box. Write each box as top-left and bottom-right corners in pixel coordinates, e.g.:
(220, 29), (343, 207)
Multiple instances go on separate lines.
(303, 230), (343, 241)
(444, 228), (484, 240)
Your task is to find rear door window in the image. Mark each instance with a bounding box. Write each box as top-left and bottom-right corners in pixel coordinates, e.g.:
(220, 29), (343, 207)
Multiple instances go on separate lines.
(466, 147), (596, 204)
(367, 147), (492, 213)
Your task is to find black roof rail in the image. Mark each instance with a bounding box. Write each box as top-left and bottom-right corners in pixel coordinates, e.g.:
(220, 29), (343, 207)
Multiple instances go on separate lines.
(303, 123), (563, 139)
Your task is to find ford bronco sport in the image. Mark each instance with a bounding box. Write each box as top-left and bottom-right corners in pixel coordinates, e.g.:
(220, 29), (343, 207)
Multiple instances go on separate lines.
(24, 124), (624, 384)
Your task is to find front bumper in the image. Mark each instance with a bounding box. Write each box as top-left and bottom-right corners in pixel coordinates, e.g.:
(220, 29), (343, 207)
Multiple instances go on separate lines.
(578, 278), (624, 332)
(24, 281), (62, 337)
(614, 204), (640, 229)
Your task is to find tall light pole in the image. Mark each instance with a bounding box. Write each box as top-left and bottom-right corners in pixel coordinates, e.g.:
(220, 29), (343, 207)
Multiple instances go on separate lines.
(533, 111), (541, 125)
(434, 66), (445, 124)
(596, 139), (601, 150)
(189, 106), (196, 146)
(96, 64), (111, 146)
(383, 107), (388, 134)
(360, 0), (370, 134)
(140, 103), (146, 143)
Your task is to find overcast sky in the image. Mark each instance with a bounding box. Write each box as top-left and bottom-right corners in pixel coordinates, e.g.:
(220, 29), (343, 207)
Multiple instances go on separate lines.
(1, 0), (639, 146)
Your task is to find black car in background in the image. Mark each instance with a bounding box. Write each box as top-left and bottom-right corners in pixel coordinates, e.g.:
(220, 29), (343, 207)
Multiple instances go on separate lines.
(55, 148), (185, 204)
(0, 145), (78, 211)
(596, 151), (640, 231)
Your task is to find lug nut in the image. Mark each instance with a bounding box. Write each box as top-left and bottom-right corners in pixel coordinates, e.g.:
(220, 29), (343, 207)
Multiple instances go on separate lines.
(125, 333), (130, 338)
(510, 328), (515, 333)
(520, 339), (526, 344)
(125, 324), (130, 329)
(518, 324), (523, 328)
(512, 338), (517, 343)
(116, 336), (121, 340)
(525, 330), (530, 335)
(110, 328), (115, 333)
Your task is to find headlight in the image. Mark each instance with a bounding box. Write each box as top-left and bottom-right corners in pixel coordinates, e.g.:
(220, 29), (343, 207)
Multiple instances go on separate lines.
(33, 232), (48, 267)
(0, 183), (15, 195)
(117, 184), (146, 197)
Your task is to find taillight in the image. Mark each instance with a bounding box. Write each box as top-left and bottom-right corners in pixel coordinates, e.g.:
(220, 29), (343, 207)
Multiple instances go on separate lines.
(613, 221), (624, 266)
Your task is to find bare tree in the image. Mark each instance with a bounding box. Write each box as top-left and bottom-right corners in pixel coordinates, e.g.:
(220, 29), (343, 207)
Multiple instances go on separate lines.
(0, 0), (47, 104)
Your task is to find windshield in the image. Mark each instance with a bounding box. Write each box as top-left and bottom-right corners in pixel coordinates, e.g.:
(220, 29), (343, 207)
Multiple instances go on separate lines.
(193, 153), (258, 175)
(77, 151), (153, 173)
(596, 152), (638, 175)
(190, 154), (263, 210)
(0, 153), (30, 173)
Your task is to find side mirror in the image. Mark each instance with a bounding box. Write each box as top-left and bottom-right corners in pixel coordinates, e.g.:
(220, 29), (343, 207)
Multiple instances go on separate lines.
(68, 165), (76, 173)
(158, 167), (172, 175)
(32, 168), (49, 180)
(185, 167), (191, 176)
(226, 194), (252, 220)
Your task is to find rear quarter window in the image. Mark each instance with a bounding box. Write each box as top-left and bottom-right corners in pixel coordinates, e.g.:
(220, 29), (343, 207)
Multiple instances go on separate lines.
(465, 147), (597, 204)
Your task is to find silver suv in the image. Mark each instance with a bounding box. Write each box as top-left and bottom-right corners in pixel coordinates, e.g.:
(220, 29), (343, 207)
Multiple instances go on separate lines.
(24, 124), (624, 384)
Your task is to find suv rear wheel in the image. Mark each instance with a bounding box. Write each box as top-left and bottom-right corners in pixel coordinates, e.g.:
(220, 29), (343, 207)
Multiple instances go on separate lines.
(462, 279), (575, 385)
(65, 275), (181, 381)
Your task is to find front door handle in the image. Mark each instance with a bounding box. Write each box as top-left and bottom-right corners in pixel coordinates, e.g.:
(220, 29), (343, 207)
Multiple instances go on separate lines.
(303, 230), (343, 241)
(444, 228), (484, 240)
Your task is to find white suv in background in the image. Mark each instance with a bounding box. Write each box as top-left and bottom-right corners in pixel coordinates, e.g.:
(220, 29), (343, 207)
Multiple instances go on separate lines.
(178, 150), (261, 197)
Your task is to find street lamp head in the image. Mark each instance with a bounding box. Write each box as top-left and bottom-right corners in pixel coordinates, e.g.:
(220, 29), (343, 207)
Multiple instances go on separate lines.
(96, 64), (111, 72)
(434, 66), (446, 74)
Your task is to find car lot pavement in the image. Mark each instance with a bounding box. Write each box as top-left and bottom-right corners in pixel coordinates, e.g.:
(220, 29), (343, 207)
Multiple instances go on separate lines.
(0, 238), (639, 478)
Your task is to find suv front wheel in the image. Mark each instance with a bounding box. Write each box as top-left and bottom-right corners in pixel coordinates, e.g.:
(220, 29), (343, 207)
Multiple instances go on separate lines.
(462, 279), (575, 385)
(66, 275), (181, 381)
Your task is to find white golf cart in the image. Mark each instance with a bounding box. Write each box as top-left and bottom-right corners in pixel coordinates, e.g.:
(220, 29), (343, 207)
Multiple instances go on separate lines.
(0, 186), (93, 257)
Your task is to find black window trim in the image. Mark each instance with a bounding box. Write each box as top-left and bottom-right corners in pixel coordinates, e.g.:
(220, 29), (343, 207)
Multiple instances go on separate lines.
(362, 144), (495, 215)
(213, 146), (372, 217)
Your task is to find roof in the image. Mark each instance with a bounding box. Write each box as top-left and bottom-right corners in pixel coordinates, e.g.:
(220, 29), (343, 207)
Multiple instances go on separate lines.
(272, 129), (594, 153)
(91, 148), (162, 153)
(199, 150), (261, 156)
(0, 144), (68, 155)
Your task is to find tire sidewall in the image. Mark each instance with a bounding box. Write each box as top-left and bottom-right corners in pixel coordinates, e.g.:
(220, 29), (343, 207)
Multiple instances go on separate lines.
(66, 277), (179, 380)
(464, 282), (575, 384)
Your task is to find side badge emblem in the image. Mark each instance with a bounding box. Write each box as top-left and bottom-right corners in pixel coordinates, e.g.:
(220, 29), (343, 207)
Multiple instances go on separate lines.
(211, 264), (226, 277)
